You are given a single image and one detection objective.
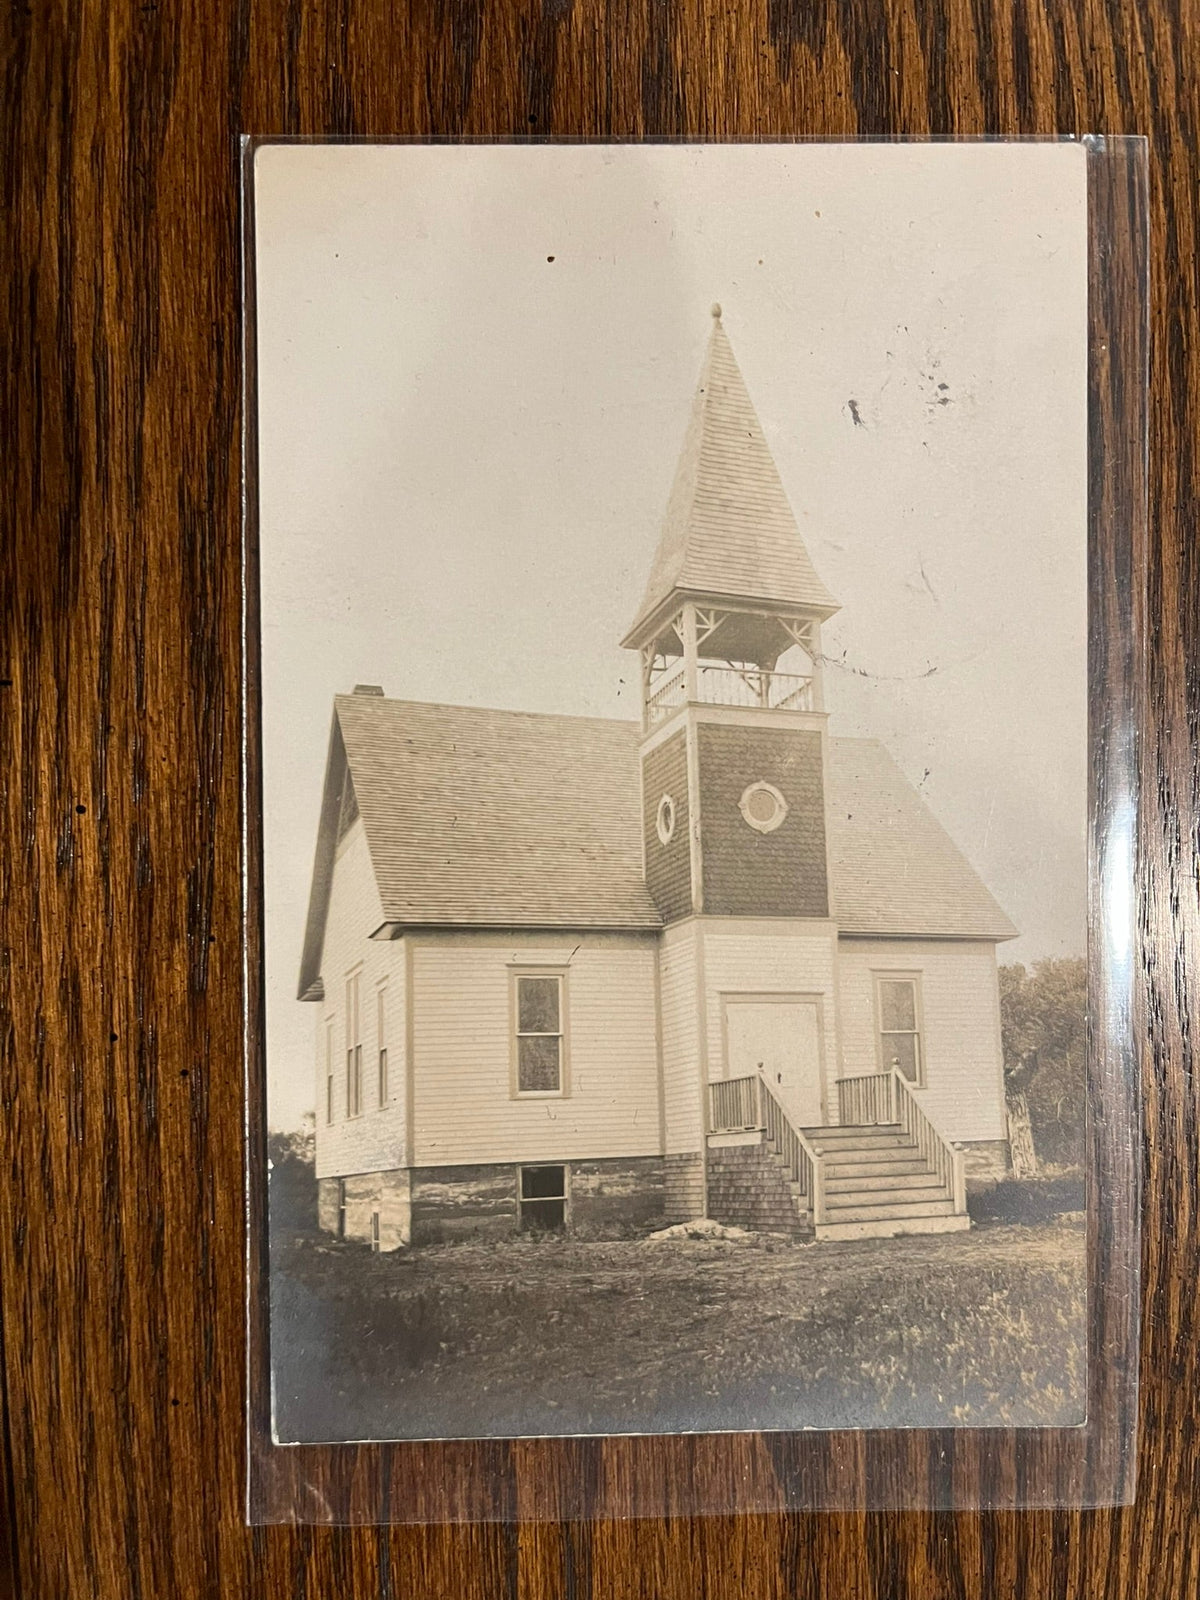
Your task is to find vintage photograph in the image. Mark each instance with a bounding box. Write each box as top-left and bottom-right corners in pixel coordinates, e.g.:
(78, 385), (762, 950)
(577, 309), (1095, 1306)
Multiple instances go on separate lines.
(253, 142), (1089, 1443)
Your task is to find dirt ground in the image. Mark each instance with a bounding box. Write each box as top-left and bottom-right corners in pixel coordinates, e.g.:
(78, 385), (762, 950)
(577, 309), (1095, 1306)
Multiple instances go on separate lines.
(270, 1215), (1086, 1443)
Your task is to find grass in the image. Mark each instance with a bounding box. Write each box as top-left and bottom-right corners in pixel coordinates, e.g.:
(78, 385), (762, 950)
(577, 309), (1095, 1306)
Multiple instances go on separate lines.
(270, 1215), (1086, 1443)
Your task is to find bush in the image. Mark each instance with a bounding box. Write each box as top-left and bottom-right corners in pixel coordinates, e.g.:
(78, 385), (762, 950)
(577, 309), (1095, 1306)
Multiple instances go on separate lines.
(969, 1170), (1084, 1225)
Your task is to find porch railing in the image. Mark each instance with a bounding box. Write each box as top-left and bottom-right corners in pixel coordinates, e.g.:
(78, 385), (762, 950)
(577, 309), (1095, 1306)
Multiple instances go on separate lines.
(708, 1074), (824, 1223)
(836, 1070), (967, 1213)
(708, 1074), (760, 1132)
(836, 1071), (895, 1126)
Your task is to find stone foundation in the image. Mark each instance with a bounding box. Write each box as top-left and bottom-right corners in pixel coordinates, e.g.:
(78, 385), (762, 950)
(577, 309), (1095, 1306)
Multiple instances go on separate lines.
(410, 1163), (518, 1245)
(662, 1151), (705, 1223)
(316, 1176), (341, 1237)
(569, 1156), (665, 1232)
(410, 1156), (667, 1243)
(318, 1156), (676, 1244)
(960, 1138), (1012, 1191)
(316, 1169), (412, 1251)
(705, 1140), (806, 1234)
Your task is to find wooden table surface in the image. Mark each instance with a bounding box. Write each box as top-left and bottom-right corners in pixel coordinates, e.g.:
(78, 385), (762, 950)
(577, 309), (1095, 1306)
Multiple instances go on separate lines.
(3, 3), (1196, 1596)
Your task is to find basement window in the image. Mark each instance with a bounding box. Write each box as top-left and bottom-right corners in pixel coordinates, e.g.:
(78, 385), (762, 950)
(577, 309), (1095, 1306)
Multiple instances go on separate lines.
(519, 1165), (568, 1232)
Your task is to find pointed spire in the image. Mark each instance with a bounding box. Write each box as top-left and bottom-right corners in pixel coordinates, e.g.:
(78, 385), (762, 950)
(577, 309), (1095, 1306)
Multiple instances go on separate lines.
(622, 311), (838, 647)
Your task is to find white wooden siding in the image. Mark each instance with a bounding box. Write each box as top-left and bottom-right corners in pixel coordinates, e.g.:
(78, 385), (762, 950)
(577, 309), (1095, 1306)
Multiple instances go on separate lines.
(313, 819), (407, 1180)
(659, 923), (704, 1155)
(836, 937), (1006, 1142)
(411, 932), (661, 1166)
(701, 924), (839, 1118)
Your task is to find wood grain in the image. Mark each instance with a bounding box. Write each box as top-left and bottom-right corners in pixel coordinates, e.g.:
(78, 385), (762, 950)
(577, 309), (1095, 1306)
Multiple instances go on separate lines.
(2, 2), (1195, 1596)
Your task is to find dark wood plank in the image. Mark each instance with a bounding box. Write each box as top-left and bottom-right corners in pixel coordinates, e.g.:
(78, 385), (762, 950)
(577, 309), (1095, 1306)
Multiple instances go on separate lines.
(2, 1), (1196, 1594)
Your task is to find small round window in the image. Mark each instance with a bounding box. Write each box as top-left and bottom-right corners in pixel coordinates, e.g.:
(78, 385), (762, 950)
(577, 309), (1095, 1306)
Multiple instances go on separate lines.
(739, 781), (788, 834)
(656, 794), (677, 845)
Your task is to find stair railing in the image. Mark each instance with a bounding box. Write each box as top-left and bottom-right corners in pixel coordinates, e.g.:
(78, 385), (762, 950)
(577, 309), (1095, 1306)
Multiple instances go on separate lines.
(888, 1069), (969, 1211)
(758, 1077), (825, 1225)
(708, 1075), (825, 1225)
(836, 1070), (967, 1215)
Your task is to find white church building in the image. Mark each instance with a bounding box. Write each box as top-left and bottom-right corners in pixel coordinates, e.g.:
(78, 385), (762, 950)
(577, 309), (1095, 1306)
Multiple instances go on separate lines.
(296, 309), (1016, 1249)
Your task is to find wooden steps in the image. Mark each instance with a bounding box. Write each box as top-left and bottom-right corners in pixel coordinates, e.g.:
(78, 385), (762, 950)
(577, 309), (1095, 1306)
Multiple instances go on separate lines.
(824, 1170), (947, 1195)
(801, 1120), (969, 1240)
(707, 1083), (969, 1242)
(817, 1212), (970, 1242)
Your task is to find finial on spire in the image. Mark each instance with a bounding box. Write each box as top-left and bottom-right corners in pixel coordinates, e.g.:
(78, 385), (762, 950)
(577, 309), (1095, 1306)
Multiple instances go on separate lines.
(711, 302), (722, 321)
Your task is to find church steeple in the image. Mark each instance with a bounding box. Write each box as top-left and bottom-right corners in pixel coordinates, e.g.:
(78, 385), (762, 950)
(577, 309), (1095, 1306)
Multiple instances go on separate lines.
(627, 309), (837, 926)
(623, 307), (839, 733)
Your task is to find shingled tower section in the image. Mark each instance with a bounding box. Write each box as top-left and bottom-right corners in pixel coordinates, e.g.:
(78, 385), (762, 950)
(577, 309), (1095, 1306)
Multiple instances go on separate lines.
(623, 306), (840, 924)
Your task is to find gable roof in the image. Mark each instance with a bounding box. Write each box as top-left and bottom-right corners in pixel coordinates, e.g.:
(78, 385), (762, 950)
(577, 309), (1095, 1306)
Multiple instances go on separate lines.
(298, 695), (1016, 997)
(297, 695), (664, 996)
(826, 739), (1019, 941)
(622, 311), (839, 646)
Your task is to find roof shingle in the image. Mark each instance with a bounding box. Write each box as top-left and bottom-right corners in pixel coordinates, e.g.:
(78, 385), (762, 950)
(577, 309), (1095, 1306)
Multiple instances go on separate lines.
(298, 695), (1015, 999)
(623, 313), (839, 644)
(336, 694), (663, 931)
(825, 738), (1018, 940)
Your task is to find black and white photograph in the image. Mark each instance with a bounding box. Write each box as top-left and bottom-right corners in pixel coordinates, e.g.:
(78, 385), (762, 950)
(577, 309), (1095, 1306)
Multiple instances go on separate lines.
(252, 142), (1089, 1445)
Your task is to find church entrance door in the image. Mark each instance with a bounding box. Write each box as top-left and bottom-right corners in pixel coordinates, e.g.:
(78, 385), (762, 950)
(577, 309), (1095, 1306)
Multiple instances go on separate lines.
(722, 995), (825, 1130)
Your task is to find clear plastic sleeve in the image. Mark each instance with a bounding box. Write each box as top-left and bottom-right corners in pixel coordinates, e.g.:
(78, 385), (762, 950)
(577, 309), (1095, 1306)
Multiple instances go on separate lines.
(243, 135), (1146, 1521)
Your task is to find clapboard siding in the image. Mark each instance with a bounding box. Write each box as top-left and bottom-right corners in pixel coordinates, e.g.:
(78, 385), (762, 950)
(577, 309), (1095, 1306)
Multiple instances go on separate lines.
(701, 925), (839, 1121)
(659, 922), (704, 1154)
(411, 933), (660, 1166)
(312, 819), (406, 1179)
(836, 938), (1007, 1143)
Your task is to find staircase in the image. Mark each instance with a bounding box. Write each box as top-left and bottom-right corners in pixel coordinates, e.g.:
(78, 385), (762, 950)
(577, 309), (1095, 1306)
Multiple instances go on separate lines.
(707, 1071), (969, 1241)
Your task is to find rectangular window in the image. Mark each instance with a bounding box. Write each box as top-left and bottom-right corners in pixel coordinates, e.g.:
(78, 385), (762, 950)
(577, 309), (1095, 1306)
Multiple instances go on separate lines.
(345, 970), (362, 1117)
(876, 975), (923, 1083)
(513, 972), (566, 1095)
(370, 1210), (381, 1253)
(325, 1020), (335, 1124)
(376, 984), (388, 1106)
(519, 1164), (568, 1231)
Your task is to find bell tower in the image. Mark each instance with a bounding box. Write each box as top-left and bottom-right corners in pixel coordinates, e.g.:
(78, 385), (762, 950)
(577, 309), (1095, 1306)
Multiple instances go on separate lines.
(622, 306), (840, 924)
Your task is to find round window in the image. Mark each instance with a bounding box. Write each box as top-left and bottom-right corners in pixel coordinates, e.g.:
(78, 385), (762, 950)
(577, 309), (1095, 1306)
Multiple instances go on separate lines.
(739, 781), (788, 834)
(656, 793), (677, 845)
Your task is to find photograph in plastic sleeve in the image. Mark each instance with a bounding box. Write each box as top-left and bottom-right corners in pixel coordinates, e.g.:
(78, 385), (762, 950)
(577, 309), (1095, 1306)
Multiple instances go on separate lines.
(253, 142), (1091, 1445)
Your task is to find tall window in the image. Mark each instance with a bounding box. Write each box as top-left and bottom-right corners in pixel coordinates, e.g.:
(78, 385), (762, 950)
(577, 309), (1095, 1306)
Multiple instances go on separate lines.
(513, 973), (566, 1095)
(345, 970), (362, 1117)
(876, 975), (922, 1083)
(376, 984), (388, 1107)
(325, 1020), (335, 1124)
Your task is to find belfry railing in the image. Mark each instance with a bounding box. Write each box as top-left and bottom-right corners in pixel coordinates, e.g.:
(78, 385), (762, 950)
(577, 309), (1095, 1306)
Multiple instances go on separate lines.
(646, 664), (814, 724)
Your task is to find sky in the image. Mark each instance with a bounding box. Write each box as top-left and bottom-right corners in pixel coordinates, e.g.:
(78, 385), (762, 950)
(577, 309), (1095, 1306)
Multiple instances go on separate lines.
(253, 142), (1089, 1132)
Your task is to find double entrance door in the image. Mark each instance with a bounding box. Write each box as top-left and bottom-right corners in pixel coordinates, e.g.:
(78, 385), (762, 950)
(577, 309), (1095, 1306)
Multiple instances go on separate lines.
(722, 994), (826, 1131)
